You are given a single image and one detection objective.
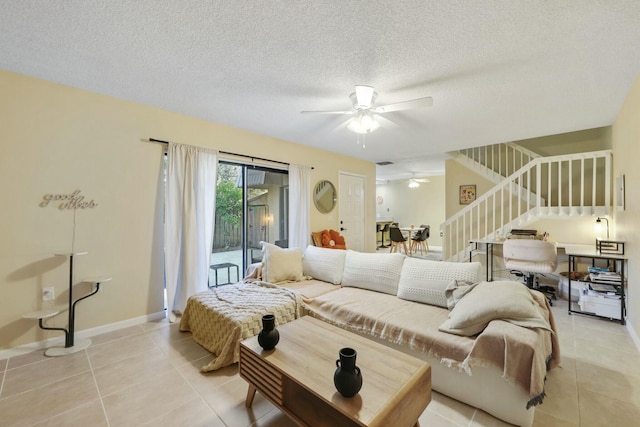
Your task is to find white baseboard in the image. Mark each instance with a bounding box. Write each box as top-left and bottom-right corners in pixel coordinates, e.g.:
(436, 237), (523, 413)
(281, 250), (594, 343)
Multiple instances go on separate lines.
(627, 320), (640, 353)
(0, 311), (166, 360)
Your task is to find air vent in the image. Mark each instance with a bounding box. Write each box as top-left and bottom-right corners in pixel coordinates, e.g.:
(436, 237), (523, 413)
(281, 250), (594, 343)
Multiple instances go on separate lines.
(376, 161), (394, 166)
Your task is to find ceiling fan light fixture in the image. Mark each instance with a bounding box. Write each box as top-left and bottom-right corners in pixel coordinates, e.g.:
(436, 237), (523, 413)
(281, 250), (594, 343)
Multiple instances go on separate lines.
(354, 85), (375, 109)
(347, 110), (380, 134)
(408, 179), (420, 189)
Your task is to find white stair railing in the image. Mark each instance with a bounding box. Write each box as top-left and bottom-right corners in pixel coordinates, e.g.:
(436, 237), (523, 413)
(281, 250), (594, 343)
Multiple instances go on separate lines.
(442, 150), (612, 261)
(455, 142), (542, 183)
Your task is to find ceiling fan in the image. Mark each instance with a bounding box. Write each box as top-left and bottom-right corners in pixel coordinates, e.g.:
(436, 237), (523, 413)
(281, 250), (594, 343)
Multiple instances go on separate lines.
(301, 85), (433, 135)
(407, 174), (430, 189)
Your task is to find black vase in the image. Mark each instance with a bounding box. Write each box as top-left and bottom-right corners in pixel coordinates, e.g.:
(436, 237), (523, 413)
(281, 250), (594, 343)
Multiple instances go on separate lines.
(257, 314), (280, 350)
(333, 347), (363, 398)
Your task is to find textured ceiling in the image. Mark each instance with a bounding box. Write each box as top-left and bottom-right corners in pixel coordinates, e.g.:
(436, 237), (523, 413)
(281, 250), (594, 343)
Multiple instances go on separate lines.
(2, 1), (640, 181)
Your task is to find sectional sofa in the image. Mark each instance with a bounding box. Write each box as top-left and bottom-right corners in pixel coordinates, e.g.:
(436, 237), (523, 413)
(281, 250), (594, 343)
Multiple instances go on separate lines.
(258, 243), (560, 427)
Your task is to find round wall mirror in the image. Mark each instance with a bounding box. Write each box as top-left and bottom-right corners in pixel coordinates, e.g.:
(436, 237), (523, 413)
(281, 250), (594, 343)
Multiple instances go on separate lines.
(313, 180), (337, 213)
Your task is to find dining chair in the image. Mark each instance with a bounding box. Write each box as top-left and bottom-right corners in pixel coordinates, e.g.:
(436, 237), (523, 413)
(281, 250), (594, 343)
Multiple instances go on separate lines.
(411, 225), (430, 255)
(411, 223), (428, 239)
(389, 226), (409, 254)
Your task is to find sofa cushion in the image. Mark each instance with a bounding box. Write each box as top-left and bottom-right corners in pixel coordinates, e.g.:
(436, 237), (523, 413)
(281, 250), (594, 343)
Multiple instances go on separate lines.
(302, 245), (346, 285)
(261, 242), (304, 283)
(341, 251), (406, 295)
(400, 258), (482, 283)
(439, 281), (552, 336)
(397, 277), (453, 308)
(397, 258), (482, 308)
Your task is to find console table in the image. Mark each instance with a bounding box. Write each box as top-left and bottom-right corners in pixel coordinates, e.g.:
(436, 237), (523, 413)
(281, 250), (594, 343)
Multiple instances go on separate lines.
(22, 252), (111, 356)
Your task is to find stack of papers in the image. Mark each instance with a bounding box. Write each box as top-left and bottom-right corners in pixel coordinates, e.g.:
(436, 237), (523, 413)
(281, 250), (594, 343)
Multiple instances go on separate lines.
(588, 283), (617, 293)
(586, 283), (621, 299)
(589, 271), (622, 282)
(588, 267), (621, 283)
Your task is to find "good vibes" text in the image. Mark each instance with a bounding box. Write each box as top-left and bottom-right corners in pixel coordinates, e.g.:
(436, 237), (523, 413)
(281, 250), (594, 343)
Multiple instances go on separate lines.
(40, 190), (98, 210)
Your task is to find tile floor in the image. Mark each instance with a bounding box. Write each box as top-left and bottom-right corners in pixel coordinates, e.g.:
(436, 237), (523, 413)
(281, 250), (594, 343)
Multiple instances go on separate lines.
(1, 299), (639, 426)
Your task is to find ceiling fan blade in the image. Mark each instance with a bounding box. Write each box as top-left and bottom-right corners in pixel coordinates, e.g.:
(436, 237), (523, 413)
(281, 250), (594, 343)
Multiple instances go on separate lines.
(374, 96), (434, 113)
(331, 118), (352, 132)
(373, 114), (399, 129)
(300, 110), (353, 115)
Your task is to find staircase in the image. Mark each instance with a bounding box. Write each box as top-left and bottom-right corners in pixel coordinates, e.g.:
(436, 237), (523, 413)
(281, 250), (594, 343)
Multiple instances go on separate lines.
(443, 143), (613, 261)
(455, 142), (542, 184)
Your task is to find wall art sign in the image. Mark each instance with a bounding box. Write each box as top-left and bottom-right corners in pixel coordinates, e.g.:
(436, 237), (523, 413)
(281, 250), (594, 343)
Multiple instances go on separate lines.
(40, 190), (98, 209)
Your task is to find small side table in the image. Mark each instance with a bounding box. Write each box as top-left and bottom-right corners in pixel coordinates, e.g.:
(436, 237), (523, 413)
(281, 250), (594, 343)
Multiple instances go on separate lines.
(209, 262), (240, 287)
(22, 252), (111, 356)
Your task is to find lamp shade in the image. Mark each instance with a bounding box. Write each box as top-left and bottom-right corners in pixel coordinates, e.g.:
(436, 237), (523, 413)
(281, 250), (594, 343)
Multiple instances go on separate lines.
(347, 111), (380, 134)
(595, 217), (609, 239)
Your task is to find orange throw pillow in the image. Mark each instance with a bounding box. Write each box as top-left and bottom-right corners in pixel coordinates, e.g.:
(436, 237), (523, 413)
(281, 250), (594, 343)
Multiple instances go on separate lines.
(320, 229), (332, 247)
(328, 229), (346, 249)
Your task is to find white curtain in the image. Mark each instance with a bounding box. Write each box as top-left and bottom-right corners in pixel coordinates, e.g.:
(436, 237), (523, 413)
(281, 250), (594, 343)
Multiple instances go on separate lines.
(288, 164), (311, 249)
(165, 142), (218, 322)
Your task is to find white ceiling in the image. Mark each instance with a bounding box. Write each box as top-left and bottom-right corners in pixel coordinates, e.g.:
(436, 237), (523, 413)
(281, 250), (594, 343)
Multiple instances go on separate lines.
(2, 1), (640, 181)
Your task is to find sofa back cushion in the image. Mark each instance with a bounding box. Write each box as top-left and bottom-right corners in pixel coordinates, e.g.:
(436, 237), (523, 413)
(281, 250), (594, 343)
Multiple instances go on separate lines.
(397, 258), (482, 308)
(341, 251), (406, 295)
(302, 245), (347, 285)
(261, 242), (304, 283)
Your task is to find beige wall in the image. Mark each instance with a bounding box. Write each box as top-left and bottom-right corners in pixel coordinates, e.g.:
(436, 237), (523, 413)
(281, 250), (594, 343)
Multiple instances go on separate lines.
(0, 70), (376, 351)
(516, 127), (611, 156)
(444, 161), (495, 219)
(612, 73), (640, 342)
(375, 175), (446, 248)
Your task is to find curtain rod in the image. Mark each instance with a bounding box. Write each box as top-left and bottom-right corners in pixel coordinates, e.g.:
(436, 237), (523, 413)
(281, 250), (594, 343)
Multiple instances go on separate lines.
(148, 138), (313, 169)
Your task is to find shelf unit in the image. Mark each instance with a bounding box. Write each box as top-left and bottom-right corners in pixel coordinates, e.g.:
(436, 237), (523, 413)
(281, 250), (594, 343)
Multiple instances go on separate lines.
(22, 252), (111, 356)
(566, 244), (626, 325)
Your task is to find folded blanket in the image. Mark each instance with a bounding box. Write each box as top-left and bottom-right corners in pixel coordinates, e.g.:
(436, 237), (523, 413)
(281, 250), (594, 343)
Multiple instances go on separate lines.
(179, 282), (301, 372)
(463, 290), (561, 408)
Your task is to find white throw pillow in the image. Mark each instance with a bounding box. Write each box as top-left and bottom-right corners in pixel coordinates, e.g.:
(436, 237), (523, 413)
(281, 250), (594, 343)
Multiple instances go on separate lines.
(438, 281), (552, 337)
(261, 242), (304, 283)
(302, 245), (346, 285)
(397, 277), (454, 308)
(341, 251), (406, 295)
(397, 258), (482, 309)
(399, 258), (482, 283)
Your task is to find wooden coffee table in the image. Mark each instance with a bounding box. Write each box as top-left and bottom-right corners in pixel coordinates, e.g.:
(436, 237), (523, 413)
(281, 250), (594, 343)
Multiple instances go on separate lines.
(239, 316), (431, 427)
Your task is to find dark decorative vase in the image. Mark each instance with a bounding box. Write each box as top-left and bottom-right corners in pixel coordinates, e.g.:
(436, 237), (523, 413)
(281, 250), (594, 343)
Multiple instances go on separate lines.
(333, 347), (363, 398)
(257, 314), (279, 350)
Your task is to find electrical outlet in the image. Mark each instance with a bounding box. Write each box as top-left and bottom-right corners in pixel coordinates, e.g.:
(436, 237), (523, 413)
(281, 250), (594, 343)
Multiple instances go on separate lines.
(42, 287), (55, 301)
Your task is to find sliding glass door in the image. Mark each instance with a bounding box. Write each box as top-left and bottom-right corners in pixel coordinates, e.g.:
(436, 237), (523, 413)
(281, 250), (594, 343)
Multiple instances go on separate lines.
(209, 162), (288, 286)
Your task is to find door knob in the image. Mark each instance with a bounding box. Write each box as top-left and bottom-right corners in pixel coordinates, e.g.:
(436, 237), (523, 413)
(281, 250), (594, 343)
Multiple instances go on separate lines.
(340, 227), (347, 231)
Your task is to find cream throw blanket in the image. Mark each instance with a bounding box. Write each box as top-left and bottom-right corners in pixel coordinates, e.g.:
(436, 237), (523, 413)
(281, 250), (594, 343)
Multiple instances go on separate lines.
(303, 287), (560, 407)
(180, 282), (301, 372)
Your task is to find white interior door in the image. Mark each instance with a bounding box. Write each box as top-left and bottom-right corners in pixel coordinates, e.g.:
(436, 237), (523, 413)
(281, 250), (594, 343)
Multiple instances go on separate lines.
(338, 172), (365, 252)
